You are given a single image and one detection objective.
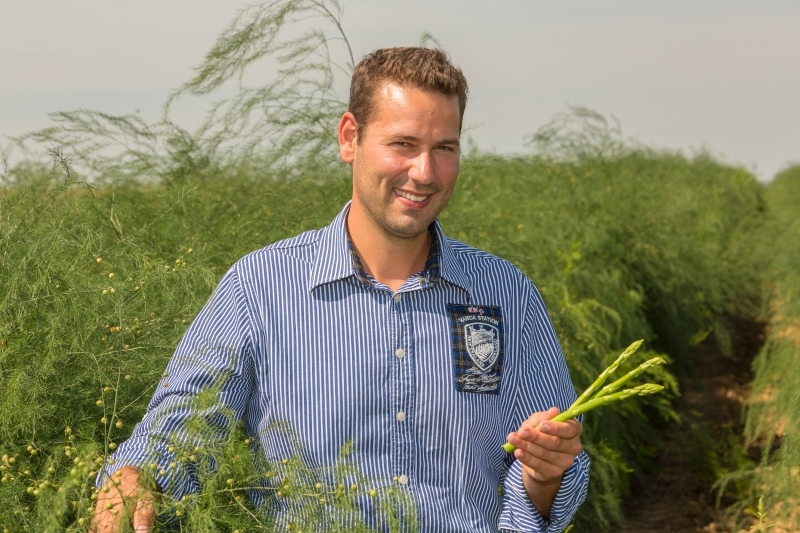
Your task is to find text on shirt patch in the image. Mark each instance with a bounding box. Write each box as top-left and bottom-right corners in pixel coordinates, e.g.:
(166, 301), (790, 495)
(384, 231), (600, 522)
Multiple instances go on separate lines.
(447, 304), (505, 394)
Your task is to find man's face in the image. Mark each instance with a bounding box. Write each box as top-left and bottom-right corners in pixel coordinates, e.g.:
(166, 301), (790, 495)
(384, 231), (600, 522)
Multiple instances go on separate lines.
(342, 83), (461, 240)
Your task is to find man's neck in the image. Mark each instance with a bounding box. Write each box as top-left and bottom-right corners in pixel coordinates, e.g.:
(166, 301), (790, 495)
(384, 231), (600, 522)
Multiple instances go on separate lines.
(346, 208), (431, 293)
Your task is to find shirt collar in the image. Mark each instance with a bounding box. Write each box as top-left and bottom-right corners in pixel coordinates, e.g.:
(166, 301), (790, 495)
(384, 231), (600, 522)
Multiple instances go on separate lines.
(308, 201), (473, 297)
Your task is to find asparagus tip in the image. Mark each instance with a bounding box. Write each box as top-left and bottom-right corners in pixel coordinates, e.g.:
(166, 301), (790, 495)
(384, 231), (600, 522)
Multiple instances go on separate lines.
(628, 339), (644, 352)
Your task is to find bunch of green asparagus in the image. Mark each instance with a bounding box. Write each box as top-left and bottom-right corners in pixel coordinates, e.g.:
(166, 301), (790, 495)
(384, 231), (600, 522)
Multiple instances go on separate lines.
(502, 340), (665, 453)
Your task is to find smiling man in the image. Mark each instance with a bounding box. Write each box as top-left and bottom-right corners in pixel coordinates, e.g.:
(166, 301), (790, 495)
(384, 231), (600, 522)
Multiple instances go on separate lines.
(92, 47), (589, 533)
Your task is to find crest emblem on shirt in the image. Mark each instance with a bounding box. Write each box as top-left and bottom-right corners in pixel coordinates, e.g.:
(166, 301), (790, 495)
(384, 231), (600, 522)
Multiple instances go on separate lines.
(447, 303), (505, 395)
(464, 323), (500, 372)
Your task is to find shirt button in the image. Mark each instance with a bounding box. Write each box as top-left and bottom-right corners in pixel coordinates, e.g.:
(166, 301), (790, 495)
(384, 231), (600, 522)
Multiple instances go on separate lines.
(398, 474), (409, 485)
(393, 293), (402, 303)
(395, 348), (405, 359)
(396, 411), (406, 422)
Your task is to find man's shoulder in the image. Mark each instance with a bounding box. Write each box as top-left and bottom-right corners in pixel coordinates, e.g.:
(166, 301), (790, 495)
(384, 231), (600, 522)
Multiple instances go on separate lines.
(234, 228), (323, 271)
(441, 234), (532, 289)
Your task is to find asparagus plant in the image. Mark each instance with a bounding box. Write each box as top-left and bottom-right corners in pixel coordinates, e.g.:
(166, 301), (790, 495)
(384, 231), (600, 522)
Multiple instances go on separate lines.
(502, 340), (665, 453)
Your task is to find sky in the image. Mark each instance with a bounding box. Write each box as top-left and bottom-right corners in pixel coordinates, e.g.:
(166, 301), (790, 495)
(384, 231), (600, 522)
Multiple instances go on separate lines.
(1, 0), (798, 181)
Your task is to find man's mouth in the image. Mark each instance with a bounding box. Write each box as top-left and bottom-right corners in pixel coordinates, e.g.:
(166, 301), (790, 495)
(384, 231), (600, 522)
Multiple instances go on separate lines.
(394, 189), (430, 202)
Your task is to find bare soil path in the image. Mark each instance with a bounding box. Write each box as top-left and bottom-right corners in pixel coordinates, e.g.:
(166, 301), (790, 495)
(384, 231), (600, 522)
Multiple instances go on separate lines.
(620, 318), (765, 533)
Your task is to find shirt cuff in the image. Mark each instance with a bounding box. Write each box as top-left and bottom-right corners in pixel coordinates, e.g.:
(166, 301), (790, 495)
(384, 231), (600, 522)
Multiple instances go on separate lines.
(498, 450), (590, 533)
(94, 436), (197, 502)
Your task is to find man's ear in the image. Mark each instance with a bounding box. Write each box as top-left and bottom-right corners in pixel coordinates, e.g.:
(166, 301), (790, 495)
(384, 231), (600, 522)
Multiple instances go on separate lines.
(338, 112), (358, 164)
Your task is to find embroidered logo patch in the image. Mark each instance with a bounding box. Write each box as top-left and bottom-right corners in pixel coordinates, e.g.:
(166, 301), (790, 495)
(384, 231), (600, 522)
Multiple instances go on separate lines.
(447, 304), (505, 394)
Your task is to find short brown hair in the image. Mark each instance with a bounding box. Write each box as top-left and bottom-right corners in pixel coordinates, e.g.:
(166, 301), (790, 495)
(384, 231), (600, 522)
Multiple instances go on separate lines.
(349, 47), (469, 140)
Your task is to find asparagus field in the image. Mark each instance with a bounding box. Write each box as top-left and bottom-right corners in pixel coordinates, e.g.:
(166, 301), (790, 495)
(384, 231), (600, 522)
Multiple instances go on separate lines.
(1, 1), (798, 530)
(2, 142), (786, 532)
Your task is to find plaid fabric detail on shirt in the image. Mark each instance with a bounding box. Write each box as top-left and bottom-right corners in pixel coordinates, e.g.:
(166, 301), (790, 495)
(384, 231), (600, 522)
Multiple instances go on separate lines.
(447, 303), (505, 394)
(421, 228), (441, 287)
(346, 226), (441, 289)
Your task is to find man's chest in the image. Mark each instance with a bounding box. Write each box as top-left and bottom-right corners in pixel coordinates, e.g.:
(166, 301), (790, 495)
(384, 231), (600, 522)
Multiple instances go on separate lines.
(245, 280), (525, 459)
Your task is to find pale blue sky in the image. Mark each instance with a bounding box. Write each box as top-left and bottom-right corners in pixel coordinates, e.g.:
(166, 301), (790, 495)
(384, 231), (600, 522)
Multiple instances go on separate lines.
(1, 0), (798, 180)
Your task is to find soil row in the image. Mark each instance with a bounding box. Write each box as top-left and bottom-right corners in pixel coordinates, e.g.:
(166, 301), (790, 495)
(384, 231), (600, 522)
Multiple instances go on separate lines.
(620, 317), (766, 533)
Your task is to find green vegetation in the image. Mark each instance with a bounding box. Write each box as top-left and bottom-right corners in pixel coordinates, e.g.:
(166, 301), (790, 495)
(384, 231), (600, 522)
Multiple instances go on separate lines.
(1, 0), (797, 531)
(740, 165), (800, 529)
(0, 136), (771, 531)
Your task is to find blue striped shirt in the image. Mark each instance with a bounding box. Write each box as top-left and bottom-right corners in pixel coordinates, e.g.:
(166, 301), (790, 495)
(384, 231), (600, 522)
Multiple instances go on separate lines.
(99, 202), (590, 532)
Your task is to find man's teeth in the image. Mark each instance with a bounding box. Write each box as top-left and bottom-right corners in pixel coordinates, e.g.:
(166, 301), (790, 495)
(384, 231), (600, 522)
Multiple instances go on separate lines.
(396, 190), (429, 202)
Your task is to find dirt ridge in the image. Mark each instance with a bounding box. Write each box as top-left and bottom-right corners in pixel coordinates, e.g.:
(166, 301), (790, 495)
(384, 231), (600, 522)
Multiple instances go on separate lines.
(620, 317), (766, 533)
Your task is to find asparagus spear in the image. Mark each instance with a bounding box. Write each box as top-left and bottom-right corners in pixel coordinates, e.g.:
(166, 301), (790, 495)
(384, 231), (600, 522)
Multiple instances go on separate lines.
(571, 340), (643, 409)
(593, 356), (666, 399)
(501, 341), (665, 454)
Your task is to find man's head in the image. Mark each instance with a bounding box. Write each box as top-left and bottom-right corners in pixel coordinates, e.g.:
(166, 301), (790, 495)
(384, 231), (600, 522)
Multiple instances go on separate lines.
(348, 47), (469, 142)
(338, 48), (469, 243)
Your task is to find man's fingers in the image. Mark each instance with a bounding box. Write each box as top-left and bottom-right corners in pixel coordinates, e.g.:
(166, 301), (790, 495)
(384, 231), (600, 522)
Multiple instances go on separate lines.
(133, 494), (156, 533)
(537, 418), (582, 440)
(510, 408), (584, 484)
(510, 424), (582, 455)
(507, 412), (583, 484)
(514, 447), (566, 480)
(509, 434), (578, 470)
(90, 494), (117, 533)
(90, 467), (154, 532)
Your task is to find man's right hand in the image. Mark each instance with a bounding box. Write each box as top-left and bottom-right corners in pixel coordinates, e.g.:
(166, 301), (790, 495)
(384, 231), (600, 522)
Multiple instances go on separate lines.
(90, 466), (157, 533)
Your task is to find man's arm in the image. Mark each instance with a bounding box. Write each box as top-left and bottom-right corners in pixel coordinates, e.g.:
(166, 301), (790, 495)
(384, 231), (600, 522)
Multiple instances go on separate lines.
(506, 407), (583, 519)
(498, 280), (589, 532)
(92, 264), (258, 531)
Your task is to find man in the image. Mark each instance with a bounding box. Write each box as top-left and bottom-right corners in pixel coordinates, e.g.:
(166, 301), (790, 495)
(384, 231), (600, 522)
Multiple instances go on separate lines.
(92, 47), (589, 533)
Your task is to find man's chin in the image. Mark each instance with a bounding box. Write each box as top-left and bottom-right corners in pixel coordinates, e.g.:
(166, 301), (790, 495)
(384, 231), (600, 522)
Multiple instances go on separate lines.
(384, 219), (433, 240)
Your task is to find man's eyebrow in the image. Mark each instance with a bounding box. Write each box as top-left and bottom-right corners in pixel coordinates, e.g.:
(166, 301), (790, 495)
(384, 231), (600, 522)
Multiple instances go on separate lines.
(389, 135), (461, 147)
(436, 138), (461, 147)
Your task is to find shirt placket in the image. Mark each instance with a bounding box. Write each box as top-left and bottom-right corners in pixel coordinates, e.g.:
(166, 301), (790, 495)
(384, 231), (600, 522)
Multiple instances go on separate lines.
(390, 289), (415, 491)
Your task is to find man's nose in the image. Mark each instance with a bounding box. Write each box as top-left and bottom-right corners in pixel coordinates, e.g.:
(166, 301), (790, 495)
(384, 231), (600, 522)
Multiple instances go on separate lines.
(408, 151), (436, 184)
